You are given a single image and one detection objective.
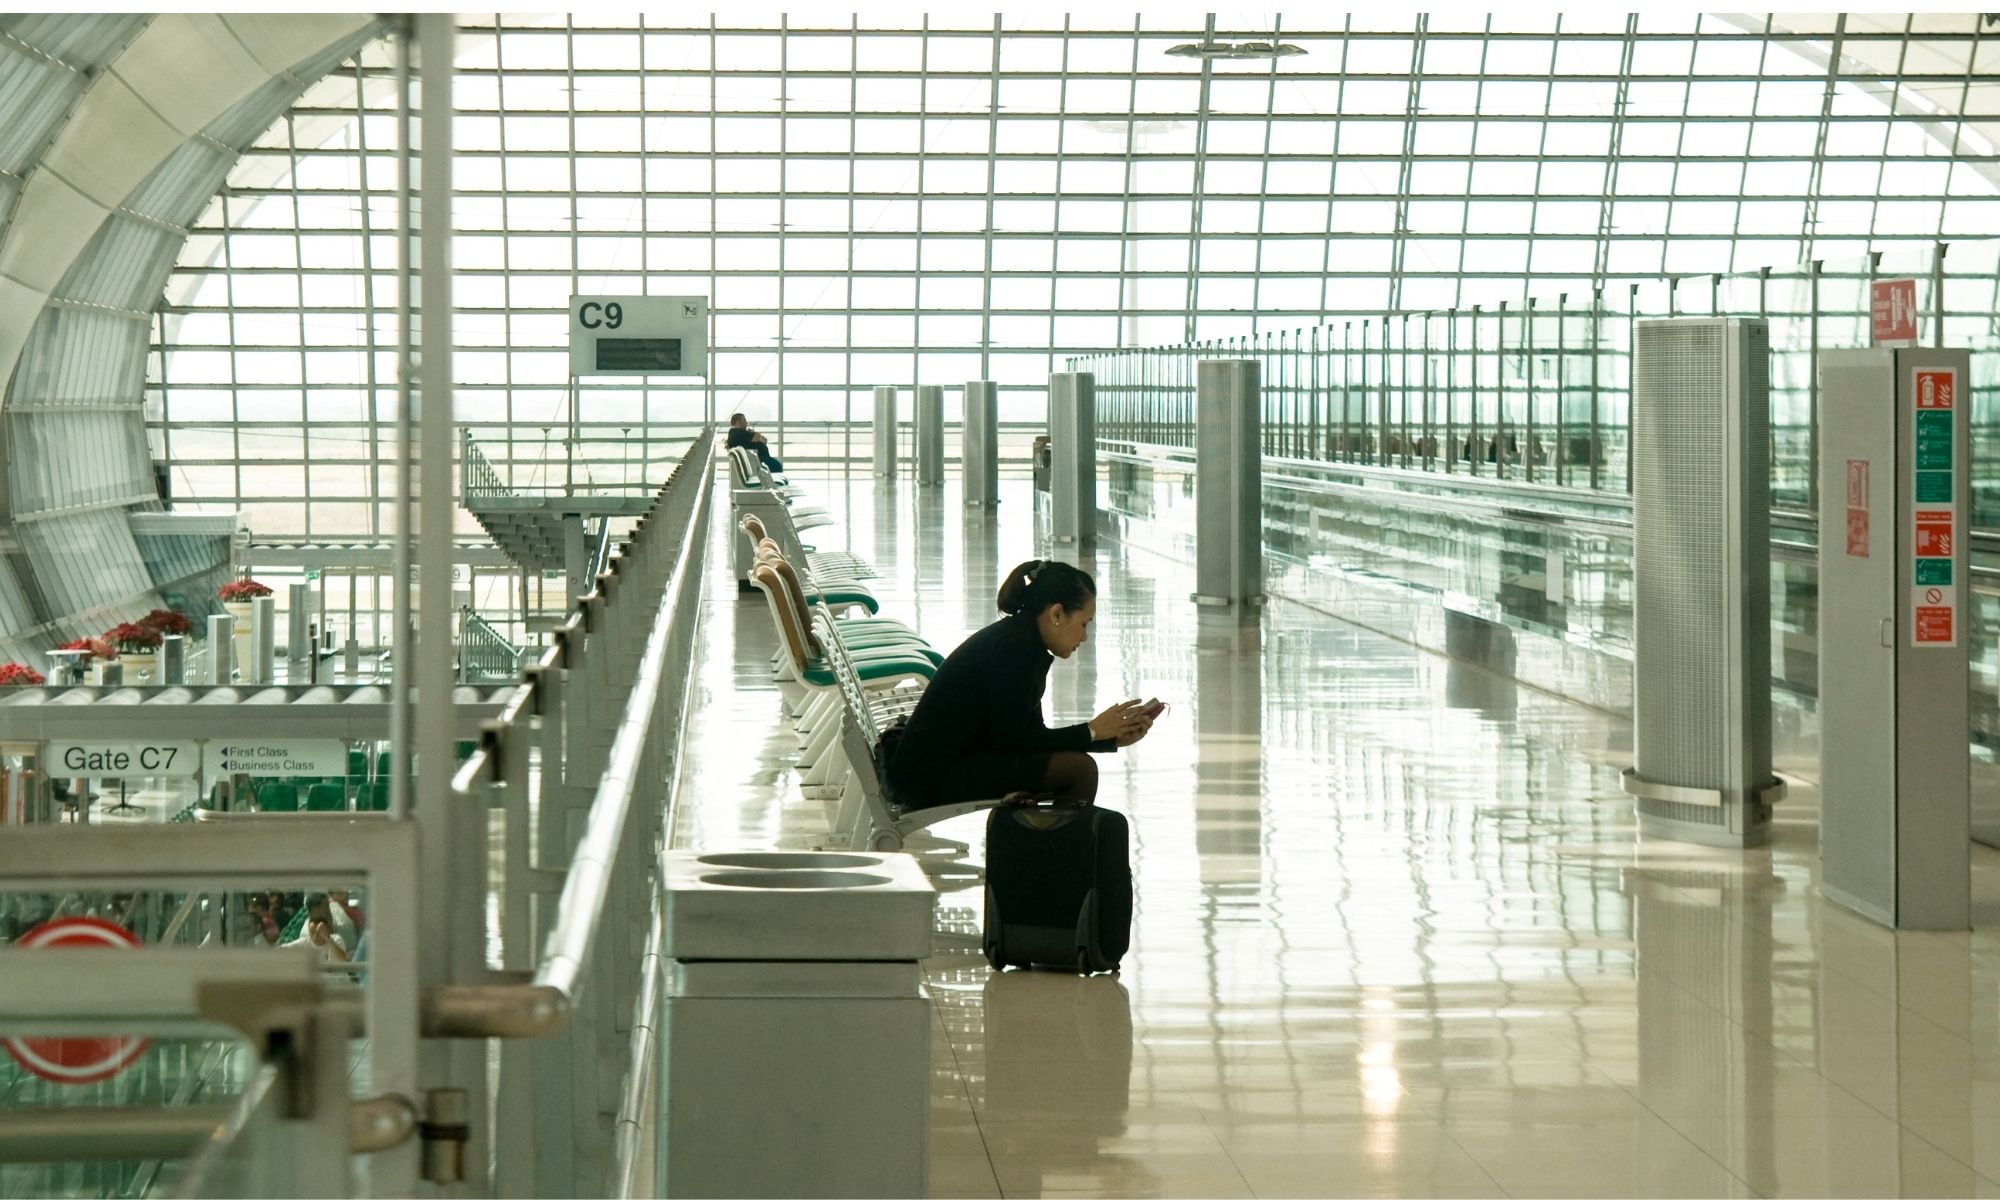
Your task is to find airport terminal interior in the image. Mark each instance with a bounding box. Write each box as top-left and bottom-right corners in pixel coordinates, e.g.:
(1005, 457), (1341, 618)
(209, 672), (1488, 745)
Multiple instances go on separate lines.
(3, 10), (2000, 1199)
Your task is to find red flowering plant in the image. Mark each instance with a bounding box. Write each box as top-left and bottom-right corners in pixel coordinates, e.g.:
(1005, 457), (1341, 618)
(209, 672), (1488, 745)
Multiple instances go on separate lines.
(218, 579), (273, 602)
(0, 663), (44, 686)
(106, 623), (163, 653)
(141, 608), (194, 637)
(57, 636), (117, 660)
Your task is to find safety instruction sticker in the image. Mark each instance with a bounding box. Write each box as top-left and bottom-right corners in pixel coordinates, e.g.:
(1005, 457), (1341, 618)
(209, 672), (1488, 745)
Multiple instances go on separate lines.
(1911, 366), (1958, 647)
(1845, 460), (1870, 557)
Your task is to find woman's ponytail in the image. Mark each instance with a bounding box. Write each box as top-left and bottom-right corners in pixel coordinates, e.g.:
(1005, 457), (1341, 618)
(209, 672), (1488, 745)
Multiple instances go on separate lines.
(996, 560), (1043, 615)
(996, 558), (1094, 617)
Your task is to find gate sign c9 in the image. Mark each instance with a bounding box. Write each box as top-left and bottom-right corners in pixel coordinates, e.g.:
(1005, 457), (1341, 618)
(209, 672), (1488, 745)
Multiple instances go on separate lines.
(570, 294), (708, 377)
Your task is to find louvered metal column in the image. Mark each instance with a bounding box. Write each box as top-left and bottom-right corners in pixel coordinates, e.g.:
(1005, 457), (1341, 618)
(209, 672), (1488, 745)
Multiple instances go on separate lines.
(1191, 359), (1264, 610)
(872, 386), (898, 480)
(1621, 318), (1784, 847)
(1048, 372), (1096, 544)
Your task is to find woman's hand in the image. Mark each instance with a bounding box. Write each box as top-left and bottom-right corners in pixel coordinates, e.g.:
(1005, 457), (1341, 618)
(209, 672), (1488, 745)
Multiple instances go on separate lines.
(1088, 700), (1150, 743)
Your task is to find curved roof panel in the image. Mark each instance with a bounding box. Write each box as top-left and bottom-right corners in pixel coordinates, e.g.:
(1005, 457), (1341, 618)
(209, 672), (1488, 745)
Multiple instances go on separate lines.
(0, 15), (381, 662)
(0, 13), (374, 395)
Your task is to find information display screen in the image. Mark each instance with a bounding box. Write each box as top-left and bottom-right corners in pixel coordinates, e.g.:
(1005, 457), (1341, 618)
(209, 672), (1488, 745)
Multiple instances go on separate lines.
(596, 338), (682, 372)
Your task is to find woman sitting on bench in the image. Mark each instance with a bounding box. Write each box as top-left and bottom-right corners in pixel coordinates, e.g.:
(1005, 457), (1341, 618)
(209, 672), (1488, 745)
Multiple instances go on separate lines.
(887, 559), (1153, 809)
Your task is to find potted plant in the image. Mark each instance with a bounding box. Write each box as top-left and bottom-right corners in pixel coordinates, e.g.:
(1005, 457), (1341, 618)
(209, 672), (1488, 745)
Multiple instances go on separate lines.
(107, 622), (164, 684)
(0, 663), (44, 687)
(57, 637), (116, 660)
(219, 579), (272, 605)
(219, 580), (272, 627)
(141, 608), (195, 638)
(218, 579), (271, 675)
(58, 636), (118, 685)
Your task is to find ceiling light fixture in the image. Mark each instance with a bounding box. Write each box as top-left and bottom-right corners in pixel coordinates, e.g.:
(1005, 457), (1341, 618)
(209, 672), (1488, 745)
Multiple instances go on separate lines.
(1166, 39), (1306, 61)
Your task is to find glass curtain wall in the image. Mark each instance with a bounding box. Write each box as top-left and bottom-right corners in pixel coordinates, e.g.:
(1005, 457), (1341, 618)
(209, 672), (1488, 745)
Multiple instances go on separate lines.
(1084, 240), (2000, 522)
(146, 14), (1998, 540)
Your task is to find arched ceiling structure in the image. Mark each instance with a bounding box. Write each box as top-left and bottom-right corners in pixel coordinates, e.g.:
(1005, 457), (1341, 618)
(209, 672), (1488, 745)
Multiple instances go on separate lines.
(0, 12), (1996, 664)
(0, 14), (381, 662)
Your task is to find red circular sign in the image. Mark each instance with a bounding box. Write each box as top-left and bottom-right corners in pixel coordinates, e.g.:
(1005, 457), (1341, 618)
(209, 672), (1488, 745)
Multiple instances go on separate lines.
(3, 917), (150, 1084)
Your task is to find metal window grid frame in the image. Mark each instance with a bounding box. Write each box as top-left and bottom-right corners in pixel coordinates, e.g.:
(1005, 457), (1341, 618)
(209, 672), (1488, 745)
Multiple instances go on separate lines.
(145, 15), (1997, 537)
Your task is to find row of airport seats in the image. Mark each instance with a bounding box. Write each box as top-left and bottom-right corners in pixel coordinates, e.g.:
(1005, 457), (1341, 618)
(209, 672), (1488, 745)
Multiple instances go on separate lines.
(250, 781), (391, 813)
(731, 468), (1010, 857)
(725, 447), (875, 581)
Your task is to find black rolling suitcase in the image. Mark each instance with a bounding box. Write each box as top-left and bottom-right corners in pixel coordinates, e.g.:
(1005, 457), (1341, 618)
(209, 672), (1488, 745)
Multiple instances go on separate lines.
(982, 802), (1132, 973)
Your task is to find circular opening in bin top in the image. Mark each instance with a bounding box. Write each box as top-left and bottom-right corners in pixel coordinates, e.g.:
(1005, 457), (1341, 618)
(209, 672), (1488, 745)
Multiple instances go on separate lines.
(695, 852), (881, 870)
(697, 871), (894, 890)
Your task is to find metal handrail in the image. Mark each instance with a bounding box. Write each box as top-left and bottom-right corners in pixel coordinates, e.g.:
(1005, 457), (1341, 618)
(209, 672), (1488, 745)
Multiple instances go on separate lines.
(590, 515), (615, 579)
(459, 610), (524, 683)
(429, 434), (709, 1036)
(0, 1096), (414, 1164)
(0, 438), (706, 1191)
(1101, 442), (2000, 594)
(461, 428), (511, 504)
(610, 892), (665, 1199)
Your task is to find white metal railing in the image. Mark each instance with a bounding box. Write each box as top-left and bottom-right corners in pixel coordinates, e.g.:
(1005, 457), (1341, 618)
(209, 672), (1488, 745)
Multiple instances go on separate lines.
(0, 825), (424, 1193)
(428, 432), (711, 1196)
(0, 436), (712, 1196)
(0, 16), (715, 1189)
(458, 609), (525, 683)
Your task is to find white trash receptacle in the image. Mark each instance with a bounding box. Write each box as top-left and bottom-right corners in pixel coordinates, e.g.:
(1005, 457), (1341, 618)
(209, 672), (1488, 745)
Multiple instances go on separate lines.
(657, 850), (936, 1199)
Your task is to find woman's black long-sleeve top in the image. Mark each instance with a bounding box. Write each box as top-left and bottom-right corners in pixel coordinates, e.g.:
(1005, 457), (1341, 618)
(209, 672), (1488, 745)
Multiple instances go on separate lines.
(886, 613), (1113, 801)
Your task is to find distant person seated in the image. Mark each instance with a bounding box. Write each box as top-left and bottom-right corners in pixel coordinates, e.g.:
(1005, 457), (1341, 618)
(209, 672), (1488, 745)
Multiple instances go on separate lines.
(245, 892), (282, 945)
(725, 413), (784, 473)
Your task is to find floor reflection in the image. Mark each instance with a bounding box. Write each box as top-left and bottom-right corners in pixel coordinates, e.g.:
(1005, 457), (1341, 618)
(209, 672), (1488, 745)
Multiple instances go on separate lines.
(675, 475), (2000, 1199)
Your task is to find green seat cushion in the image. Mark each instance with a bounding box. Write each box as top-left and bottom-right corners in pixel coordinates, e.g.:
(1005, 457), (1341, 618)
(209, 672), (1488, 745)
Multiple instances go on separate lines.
(845, 644), (940, 670)
(811, 589), (879, 614)
(836, 636), (943, 667)
(801, 655), (935, 688)
(305, 783), (347, 812)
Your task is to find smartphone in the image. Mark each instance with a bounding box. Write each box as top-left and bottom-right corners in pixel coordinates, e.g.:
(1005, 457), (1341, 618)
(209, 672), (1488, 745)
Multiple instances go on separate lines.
(1140, 697), (1166, 719)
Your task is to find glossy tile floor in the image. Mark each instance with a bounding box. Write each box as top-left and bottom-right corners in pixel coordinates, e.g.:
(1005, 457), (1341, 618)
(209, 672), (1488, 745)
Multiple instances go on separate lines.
(673, 475), (2000, 1200)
